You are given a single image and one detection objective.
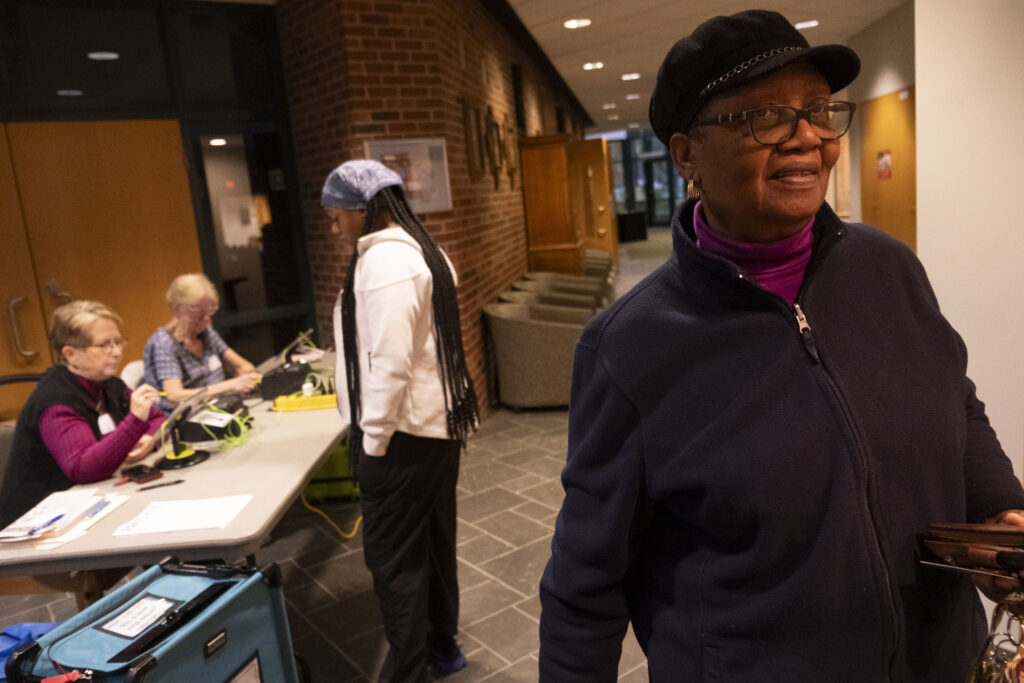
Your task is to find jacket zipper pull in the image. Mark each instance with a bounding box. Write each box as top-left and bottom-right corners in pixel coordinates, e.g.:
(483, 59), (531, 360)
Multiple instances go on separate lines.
(793, 303), (811, 333)
(792, 303), (820, 363)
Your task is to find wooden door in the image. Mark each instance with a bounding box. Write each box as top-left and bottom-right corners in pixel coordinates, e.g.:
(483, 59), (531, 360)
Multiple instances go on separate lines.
(579, 138), (619, 267)
(519, 135), (583, 273)
(860, 87), (916, 250)
(0, 125), (51, 420)
(6, 120), (203, 369)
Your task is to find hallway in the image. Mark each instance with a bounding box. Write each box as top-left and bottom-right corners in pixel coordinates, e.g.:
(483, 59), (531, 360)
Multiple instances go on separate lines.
(0, 228), (673, 681)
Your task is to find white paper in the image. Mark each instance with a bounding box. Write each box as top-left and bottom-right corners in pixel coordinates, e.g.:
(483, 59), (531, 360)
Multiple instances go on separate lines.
(188, 409), (234, 428)
(0, 488), (99, 540)
(113, 495), (252, 536)
(103, 596), (176, 638)
(33, 494), (129, 549)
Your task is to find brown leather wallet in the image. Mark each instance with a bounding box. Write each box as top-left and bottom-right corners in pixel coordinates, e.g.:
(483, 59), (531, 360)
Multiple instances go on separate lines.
(920, 523), (1024, 576)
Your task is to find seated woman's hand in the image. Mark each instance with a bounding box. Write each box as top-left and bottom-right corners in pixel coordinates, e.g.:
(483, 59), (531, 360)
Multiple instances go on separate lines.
(974, 510), (1024, 613)
(226, 373), (259, 394)
(129, 384), (160, 419)
(125, 434), (156, 463)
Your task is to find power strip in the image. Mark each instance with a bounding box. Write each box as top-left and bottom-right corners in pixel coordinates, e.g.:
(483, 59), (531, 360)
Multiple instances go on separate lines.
(271, 394), (338, 412)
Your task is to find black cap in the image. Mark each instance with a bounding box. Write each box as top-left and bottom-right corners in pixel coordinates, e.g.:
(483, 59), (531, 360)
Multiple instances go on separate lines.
(648, 9), (860, 145)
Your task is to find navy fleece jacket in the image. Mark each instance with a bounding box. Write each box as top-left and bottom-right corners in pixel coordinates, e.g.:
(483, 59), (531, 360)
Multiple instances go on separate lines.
(539, 201), (1024, 682)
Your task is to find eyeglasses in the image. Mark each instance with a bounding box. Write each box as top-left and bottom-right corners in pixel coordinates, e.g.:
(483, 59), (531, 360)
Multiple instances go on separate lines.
(690, 101), (856, 145)
(87, 338), (127, 353)
(187, 305), (218, 317)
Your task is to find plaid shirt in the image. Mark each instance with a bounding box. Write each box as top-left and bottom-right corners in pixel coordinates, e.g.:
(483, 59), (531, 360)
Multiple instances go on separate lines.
(142, 326), (229, 414)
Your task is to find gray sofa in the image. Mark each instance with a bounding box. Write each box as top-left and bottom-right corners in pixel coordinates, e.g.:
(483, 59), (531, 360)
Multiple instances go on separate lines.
(483, 302), (592, 409)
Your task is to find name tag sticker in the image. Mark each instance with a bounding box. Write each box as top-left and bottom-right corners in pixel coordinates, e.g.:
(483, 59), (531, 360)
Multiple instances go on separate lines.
(97, 413), (116, 435)
(208, 355), (223, 372)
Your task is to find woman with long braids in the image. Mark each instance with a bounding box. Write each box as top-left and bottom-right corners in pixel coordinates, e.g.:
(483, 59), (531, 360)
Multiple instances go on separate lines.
(322, 160), (478, 682)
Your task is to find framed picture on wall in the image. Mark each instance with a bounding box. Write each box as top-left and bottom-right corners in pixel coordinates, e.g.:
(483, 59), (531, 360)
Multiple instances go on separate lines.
(363, 138), (453, 213)
(462, 98), (486, 181)
(484, 106), (503, 190)
(502, 114), (518, 188)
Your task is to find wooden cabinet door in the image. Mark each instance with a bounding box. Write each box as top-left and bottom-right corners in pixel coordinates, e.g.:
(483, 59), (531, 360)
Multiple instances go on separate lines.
(0, 125), (51, 420)
(7, 120), (203, 368)
(519, 134), (583, 273)
(579, 138), (619, 267)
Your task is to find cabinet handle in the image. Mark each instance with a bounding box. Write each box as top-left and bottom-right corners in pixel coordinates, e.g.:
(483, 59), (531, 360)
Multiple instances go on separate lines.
(46, 278), (73, 304)
(8, 297), (38, 358)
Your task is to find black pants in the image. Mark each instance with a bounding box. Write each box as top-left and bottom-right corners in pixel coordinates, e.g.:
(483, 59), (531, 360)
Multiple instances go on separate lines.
(359, 432), (461, 683)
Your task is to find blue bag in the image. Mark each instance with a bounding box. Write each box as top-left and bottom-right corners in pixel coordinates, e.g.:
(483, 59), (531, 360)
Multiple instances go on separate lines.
(1, 624), (59, 681)
(5, 559), (299, 683)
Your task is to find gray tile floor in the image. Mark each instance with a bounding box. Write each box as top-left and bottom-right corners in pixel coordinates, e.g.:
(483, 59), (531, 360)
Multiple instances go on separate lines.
(0, 230), (671, 681)
(262, 407), (648, 682)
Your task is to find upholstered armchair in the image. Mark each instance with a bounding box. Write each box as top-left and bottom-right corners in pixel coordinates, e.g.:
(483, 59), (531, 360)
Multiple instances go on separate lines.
(511, 279), (605, 308)
(497, 289), (598, 312)
(482, 303), (592, 409)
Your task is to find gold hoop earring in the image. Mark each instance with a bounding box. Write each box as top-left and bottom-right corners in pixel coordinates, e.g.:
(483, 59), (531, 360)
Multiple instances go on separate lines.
(687, 178), (701, 200)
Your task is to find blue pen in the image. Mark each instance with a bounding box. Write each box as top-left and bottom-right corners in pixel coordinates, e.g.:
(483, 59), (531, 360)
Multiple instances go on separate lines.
(28, 514), (64, 536)
(85, 499), (110, 519)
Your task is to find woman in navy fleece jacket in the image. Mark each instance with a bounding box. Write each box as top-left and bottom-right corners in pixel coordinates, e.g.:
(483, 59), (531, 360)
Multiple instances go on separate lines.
(539, 10), (1024, 682)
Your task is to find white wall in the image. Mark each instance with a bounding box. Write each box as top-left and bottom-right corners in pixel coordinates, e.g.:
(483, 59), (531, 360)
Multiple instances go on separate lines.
(844, 1), (915, 223)
(916, 0), (1024, 475)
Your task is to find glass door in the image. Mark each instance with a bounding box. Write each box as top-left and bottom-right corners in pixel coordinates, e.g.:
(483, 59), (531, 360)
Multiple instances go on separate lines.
(183, 122), (314, 363)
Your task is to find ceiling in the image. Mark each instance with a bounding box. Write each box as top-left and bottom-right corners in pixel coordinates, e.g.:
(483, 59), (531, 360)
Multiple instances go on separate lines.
(505, 0), (907, 135)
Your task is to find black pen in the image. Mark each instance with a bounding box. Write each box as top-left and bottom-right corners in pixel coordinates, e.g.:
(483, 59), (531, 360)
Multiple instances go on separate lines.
(138, 479), (185, 492)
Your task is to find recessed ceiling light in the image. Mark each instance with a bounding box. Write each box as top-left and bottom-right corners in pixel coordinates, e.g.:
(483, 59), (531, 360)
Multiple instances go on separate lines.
(621, 73), (641, 81)
(625, 93), (641, 100)
(209, 138), (227, 147)
(56, 89), (84, 97)
(563, 18), (591, 29)
(794, 20), (820, 30)
(602, 103), (617, 110)
(87, 51), (120, 61)
(628, 123), (641, 129)
(608, 114), (620, 121)
(583, 62), (604, 71)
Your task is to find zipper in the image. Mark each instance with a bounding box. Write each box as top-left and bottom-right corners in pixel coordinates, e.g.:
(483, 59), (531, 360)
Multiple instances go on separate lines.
(788, 300), (901, 679)
(699, 215), (899, 674)
(791, 303), (820, 363)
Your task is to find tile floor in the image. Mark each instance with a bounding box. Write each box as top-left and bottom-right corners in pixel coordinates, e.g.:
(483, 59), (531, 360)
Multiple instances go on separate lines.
(0, 228), (671, 681)
(264, 407), (648, 682)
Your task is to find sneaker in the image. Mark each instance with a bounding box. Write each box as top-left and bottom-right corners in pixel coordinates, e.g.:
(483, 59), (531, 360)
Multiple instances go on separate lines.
(428, 650), (467, 678)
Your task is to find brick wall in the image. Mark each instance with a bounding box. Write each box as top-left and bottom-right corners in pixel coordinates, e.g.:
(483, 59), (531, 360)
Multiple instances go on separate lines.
(276, 0), (584, 411)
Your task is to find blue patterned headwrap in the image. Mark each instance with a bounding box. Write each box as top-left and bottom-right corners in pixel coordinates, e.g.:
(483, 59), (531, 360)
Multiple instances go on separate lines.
(321, 160), (403, 210)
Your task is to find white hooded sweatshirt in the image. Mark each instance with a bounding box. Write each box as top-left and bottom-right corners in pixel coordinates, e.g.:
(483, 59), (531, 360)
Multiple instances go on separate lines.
(333, 226), (456, 456)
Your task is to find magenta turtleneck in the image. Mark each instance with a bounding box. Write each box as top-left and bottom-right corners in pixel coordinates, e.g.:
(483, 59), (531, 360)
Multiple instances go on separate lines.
(692, 201), (814, 304)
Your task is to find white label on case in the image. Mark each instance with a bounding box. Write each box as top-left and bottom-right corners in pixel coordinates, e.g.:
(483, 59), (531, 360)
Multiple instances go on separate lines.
(103, 597), (175, 638)
(228, 656), (262, 682)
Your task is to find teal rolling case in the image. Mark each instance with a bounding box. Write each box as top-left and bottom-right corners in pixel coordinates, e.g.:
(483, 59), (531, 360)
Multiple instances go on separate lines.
(5, 558), (301, 683)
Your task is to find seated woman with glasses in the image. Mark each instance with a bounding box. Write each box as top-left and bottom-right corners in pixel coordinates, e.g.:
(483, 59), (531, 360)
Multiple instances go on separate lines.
(539, 9), (1024, 682)
(0, 301), (165, 528)
(142, 273), (260, 414)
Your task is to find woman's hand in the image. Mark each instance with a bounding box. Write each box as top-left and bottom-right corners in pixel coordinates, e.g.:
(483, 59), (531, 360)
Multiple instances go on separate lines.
(974, 510), (1024, 612)
(129, 383), (160, 420)
(125, 434), (156, 463)
(221, 372), (260, 395)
